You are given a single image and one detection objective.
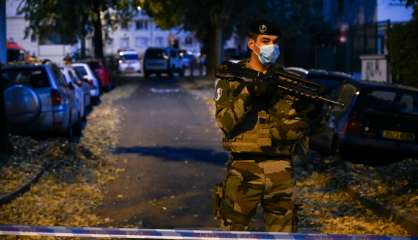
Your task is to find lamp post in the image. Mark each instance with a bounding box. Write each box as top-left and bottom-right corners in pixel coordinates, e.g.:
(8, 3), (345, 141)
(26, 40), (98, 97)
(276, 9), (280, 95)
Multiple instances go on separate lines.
(0, 0), (6, 64)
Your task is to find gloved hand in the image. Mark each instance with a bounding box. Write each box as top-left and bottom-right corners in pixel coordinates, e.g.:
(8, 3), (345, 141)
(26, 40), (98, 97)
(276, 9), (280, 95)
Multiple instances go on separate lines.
(252, 76), (279, 100)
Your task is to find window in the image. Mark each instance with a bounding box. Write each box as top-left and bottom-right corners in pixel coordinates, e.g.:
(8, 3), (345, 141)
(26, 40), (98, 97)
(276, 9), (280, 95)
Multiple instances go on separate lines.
(121, 54), (139, 60)
(358, 89), (418, 115)
(1, 67), (50, 88)
(135, 20), (148, 30)
(73, 66), (88, 77)
(121, 22), (130, 30)
(39, 31), (76, 45)
(120, 37), (130, 49)
(135, 37), (149, 48)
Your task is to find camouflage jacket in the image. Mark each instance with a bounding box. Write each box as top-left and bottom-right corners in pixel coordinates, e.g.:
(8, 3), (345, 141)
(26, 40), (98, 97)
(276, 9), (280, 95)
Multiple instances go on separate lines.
(214, 60), (319, 157)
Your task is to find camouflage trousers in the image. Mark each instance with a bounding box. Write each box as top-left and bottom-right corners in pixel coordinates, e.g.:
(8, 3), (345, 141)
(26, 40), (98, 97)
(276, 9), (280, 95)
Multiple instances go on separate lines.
(217, 156), (294, 232)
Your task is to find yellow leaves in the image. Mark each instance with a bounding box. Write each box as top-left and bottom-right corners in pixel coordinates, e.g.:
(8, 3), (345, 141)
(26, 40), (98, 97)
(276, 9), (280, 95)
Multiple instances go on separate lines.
(296, 156), (417, 236)
(322, 216), (409, 235)
(0, 86), (127, 228)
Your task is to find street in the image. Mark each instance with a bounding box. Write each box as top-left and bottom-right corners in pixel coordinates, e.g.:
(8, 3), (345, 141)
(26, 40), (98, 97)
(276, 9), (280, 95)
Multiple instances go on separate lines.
(97, 75), (227, 229)
(0, 73), (417, 236)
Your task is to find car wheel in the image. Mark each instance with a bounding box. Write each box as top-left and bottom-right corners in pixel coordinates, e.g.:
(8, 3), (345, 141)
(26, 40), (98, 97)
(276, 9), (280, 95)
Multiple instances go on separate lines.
(178, 68), (185, 77)
(168, 69), (174, 78)
(73, 119), (83, 137)
(331, 136), (339, 155)
(331, 137), (349, 163)
(92, 96), (100, 105)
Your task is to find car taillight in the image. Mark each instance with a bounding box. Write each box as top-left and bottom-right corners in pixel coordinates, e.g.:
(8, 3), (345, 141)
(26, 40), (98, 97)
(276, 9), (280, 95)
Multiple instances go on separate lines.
(51, 89), (62, 106)
(344, 114), (361, 135)
(87, 79), (94, 86)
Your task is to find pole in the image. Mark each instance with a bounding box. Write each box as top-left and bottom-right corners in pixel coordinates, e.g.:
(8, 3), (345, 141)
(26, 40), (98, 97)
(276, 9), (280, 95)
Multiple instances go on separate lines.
(0, 0), (7, 63)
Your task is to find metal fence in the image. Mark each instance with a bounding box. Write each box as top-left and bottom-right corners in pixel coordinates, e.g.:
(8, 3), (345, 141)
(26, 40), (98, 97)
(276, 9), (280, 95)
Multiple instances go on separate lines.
(314, 20), (392, 74)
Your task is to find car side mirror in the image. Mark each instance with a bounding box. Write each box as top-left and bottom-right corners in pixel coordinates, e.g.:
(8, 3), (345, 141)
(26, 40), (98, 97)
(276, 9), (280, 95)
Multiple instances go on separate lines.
(75, 79), (83, 86)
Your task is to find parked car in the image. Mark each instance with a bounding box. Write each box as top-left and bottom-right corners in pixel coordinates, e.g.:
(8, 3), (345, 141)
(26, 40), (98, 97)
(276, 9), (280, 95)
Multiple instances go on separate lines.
(143, 47), (184, 78)
(117, 50), (141, 73)
(0, 63), (80, 138)
(285, 67), (353, 99)
(70, 66), (92, 110)
(311, 80), (418, 161)
(79, 59), (112, 91)
(61, 66), (90, 119)
(72, 63), (101, 103)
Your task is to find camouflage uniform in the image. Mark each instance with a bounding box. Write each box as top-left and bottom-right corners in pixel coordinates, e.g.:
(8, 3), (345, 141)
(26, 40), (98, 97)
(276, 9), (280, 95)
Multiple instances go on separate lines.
(214, 60), (313, 232)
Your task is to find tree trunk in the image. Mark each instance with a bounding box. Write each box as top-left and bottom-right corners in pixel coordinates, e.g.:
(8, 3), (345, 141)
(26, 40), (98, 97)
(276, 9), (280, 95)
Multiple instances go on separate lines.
(80, 37), (86, 59)
(92, 0), (104, 60)
(206, 24), (223, 80)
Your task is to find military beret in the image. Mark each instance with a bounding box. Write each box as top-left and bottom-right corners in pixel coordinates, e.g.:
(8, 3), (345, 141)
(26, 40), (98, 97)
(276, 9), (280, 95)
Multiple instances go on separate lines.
(249, 19), (282, 37)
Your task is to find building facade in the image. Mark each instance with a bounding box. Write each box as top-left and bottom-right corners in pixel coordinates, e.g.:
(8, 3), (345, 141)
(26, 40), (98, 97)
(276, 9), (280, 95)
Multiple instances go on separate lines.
(105, 10), (201, 57)
(5, 0), (78, 64)
(6, 2), (201, 65)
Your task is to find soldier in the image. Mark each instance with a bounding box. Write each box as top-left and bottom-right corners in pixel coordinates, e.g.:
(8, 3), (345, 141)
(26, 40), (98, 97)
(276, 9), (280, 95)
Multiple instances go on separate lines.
(213, 20), (318, 232)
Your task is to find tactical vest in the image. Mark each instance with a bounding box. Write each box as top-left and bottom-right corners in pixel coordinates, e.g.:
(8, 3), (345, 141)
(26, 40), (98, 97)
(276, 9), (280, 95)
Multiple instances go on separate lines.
(218, 61), (306, 157)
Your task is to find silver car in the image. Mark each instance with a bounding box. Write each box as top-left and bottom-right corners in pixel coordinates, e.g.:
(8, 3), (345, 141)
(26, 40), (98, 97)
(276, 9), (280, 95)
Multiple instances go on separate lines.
(1, 63), (80, 138)
(62, 66), (91, 118)
(72, 63), (101, 103)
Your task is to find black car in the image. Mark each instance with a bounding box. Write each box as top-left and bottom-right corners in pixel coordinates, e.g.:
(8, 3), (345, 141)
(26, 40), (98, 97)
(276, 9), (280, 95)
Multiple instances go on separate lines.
(311, 80), (418, 162)
(285, 67), (352, 99)
(142, 47), (184, 78)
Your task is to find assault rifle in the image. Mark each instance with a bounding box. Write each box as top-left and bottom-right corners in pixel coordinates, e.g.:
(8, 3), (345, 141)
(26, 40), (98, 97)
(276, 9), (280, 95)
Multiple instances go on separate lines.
(216, 62), (344, 107)
(261, 70), (344, 107)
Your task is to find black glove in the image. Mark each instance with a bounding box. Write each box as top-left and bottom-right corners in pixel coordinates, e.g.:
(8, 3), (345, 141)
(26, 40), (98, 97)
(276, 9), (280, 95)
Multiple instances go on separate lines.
(252, 76), (279, 98)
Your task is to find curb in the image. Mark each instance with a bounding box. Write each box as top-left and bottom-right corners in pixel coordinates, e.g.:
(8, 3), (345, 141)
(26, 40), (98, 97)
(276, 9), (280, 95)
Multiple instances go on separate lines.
(336, 178), (418, 235)
(0, 161), (50, 205)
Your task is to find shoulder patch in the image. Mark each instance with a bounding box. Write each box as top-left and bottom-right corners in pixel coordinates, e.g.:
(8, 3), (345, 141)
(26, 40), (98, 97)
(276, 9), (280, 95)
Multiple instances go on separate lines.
(215, 88), (223, 101)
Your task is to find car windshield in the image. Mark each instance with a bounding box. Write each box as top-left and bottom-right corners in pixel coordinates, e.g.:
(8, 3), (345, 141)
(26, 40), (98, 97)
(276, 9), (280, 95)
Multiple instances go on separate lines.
(145, 49), (165, 59)
(71, 68), (84, 80)
(0, 67), (50, 88)
(73, 66), (88, 77)
(121, 54), (139, 60)
(358, 89), (418, 116)
(308, 74), (350, 93)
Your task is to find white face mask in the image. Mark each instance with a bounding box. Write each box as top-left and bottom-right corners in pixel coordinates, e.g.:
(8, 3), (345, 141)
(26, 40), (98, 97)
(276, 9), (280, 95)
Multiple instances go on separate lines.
(256, 44), (280, 66)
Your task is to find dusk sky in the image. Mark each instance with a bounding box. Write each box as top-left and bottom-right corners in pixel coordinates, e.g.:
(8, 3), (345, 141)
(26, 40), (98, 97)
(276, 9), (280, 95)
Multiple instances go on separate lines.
(378, 0), (414, 22)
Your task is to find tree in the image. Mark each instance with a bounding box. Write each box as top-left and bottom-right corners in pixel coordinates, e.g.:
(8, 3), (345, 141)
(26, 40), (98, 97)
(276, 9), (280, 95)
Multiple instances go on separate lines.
(270, 0), (334, 68)
(387, 0), (418, 86)
(140, 0), (334, 78)
(139, 0), (273, 79)
(17, 0), (137, 60)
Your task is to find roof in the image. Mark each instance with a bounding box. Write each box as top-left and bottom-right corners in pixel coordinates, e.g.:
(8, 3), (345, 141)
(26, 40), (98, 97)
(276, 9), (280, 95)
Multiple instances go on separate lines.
(285, 67), (352, 79)
(1, 63), (44, 69)
(347, 80), (418, 93)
